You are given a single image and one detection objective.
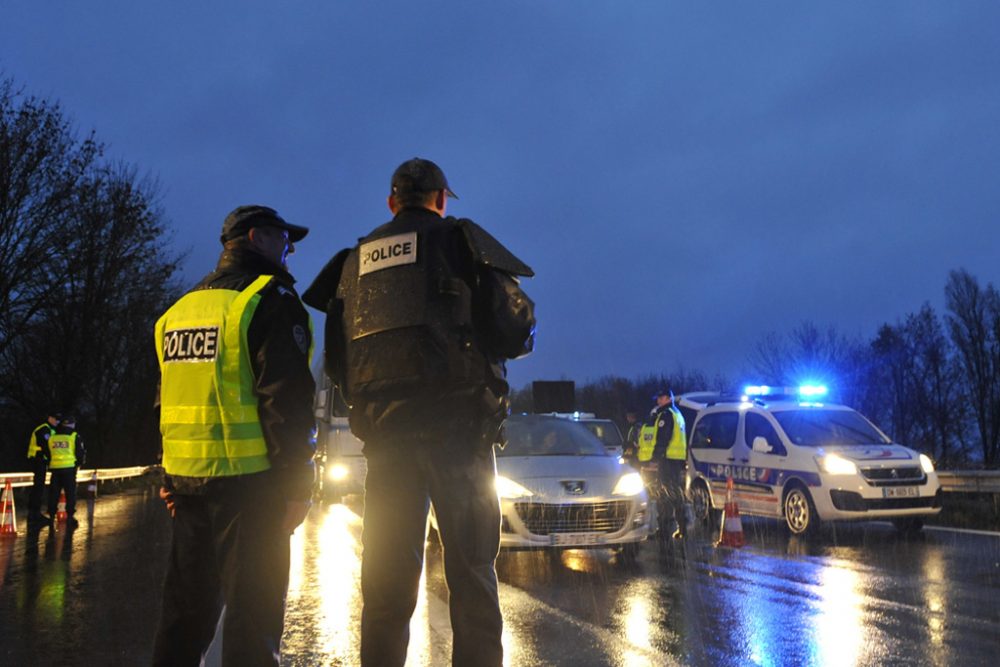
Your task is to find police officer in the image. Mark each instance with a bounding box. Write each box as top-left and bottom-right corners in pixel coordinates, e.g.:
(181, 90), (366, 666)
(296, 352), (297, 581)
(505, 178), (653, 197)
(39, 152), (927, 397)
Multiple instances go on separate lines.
(27, 412), (60, 524)
(304, 158), (535, 667)
(637, 389), (688, 539)
(152, 205), (316, 667)
(622, 409), (641, 469)
(47, 415), (85, 528)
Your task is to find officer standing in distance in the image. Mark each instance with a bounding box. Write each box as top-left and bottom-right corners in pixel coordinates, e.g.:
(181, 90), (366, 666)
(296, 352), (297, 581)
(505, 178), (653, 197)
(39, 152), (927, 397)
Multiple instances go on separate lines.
(47, 415), (85, 528)
(26, 412), (59, 524)
(637, 389), (688, 539)
(152, 205), (316, 667)
(304, 158), (536, 667)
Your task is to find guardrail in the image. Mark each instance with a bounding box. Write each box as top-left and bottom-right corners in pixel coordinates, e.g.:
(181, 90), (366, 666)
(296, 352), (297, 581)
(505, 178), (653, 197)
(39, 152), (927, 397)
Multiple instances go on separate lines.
(937, 471), (1000, 494)
(0, 466), (153, 489)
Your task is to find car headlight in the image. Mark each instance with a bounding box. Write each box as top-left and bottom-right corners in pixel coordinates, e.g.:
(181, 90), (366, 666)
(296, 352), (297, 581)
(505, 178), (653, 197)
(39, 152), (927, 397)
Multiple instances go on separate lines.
(919, 454), (935, 473)
(817, 453), (858, 475)
(327, 463), (349, 481)
(612, 472), (645, 496)
(495, 475), (533, 499)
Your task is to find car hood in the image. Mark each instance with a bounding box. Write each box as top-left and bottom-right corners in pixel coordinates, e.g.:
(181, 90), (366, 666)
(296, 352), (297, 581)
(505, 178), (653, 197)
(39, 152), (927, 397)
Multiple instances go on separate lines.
(821, 443), (919, 464)
(496, 455), (637, 499)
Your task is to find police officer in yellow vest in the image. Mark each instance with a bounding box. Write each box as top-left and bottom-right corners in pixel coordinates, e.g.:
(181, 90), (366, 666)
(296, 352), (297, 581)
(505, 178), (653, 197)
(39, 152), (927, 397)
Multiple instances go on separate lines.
(152, 205), (316, 667)
(637, 388), (688, 539)
(47, 415), (85, 528)
(27, 412), (60, 524)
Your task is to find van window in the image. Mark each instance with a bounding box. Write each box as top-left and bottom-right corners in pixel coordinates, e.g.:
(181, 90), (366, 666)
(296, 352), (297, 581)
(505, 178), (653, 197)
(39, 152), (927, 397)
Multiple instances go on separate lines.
(745, 413), (786, 456)
(690, 411), (738, 450)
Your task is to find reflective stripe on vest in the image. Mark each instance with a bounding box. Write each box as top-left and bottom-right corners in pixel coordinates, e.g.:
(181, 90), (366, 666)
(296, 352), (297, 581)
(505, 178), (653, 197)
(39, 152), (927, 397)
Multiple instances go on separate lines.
(636, 406), (687, 462)
(155, 275), (275, 478)
(27, 423), (52, 458)
(48, 432), (77, 469)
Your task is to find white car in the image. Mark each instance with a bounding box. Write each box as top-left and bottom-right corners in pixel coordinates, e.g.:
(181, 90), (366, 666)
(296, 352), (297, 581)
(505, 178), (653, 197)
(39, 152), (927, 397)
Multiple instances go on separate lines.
(683, 386), (943, 535)
(495, 414), (652, 555)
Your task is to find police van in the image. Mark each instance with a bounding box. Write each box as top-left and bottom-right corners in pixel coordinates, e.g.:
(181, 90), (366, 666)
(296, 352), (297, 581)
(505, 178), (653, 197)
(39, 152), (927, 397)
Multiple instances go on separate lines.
(681, 386), (942, 535)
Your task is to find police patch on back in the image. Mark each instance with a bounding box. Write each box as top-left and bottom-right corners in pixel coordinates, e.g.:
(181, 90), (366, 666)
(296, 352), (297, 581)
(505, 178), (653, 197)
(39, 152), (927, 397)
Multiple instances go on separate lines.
(163, 327), (220, 362)
(359, 232), (417, 277)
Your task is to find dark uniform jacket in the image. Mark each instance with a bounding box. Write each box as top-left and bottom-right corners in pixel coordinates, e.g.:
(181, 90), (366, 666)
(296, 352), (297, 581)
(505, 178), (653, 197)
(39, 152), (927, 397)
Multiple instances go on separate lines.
(648, 404), (675, 460)
(305, 207), (535, 446)
(159, 247), (316, 500)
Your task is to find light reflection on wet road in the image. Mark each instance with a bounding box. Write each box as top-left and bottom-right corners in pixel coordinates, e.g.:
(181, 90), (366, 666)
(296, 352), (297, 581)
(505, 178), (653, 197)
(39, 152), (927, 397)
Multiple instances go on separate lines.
(2, 487), (999, 666)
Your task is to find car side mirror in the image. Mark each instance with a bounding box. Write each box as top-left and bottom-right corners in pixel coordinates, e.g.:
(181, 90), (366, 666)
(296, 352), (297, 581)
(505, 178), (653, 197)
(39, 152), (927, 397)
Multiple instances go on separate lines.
(752, 436), (773, 453)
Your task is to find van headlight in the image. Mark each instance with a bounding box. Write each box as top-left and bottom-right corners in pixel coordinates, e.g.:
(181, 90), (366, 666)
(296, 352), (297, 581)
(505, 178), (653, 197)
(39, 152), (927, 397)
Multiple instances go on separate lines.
(613, 472), (645, 496)
(919, 454), (935, 473)
(327, 463), (349, 481)
(495, 475), (534, 499)
(817, 453), (858, 475)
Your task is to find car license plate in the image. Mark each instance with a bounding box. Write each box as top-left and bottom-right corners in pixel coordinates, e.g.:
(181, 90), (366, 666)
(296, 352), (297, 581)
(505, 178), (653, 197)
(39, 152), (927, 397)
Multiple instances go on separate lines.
(882, 486), (918, 498)
(550, 532), (602, 546)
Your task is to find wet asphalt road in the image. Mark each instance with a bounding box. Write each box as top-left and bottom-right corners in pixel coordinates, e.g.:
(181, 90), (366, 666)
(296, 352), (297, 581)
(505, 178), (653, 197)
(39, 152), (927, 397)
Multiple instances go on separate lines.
(2, 486), (999, 666)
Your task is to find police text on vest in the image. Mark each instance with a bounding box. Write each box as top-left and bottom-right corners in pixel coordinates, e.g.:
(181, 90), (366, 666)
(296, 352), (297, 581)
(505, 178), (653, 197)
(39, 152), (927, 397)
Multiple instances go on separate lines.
(359, 232), (417, 276)
(163, 327), (220, 362)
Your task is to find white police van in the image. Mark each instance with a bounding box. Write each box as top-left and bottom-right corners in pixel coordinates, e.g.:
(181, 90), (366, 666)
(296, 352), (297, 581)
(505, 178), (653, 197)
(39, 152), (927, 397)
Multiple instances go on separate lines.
(682, 386), (942, 535)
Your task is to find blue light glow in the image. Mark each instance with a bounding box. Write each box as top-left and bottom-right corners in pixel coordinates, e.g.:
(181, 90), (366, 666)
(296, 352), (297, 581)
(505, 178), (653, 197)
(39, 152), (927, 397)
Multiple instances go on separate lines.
(798, 385), (828, 397)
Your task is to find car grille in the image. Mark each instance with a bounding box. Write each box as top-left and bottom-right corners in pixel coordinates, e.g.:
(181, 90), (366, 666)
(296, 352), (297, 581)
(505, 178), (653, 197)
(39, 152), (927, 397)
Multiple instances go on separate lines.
(860, 466), (926, 486)
(513, 501), (630, 535)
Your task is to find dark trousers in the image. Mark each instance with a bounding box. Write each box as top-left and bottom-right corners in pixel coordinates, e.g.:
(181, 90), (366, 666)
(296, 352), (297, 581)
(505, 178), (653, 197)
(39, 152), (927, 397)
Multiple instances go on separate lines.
(28, 455), (47, 518)
(360, 440), (503, 667)
(152, 474), (290, 667)
(659, 459), (688, 536)
(47, 467), (77, 518)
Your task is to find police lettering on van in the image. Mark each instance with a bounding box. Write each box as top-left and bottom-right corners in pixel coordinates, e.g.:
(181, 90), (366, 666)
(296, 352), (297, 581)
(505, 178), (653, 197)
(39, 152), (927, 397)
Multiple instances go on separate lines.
(162, 327), (220, 362)
(359, 232), (417, 276)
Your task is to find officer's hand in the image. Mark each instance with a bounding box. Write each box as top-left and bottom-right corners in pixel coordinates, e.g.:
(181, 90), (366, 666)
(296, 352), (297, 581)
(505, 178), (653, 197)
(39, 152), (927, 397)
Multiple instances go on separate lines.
(159, 486), (176, 517)
(282, 500), (311, 535)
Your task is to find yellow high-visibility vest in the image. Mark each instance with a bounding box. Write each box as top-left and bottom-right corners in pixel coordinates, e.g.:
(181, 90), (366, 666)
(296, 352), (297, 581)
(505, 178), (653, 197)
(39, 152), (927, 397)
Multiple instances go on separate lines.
(637, 406), (687, 462)
(48, 432), (78, 469)
(155, 275), (279, 478)
(27, 423), (53, 458)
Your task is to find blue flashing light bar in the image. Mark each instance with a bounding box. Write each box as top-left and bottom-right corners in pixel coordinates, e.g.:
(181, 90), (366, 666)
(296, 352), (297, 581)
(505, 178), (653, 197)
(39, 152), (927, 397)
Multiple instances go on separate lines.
(743, 384), (829, 399)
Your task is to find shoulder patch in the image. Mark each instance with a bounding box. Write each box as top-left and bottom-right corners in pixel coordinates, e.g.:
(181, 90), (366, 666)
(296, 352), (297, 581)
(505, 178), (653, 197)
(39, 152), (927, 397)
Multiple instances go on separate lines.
(277, 285), (294, 298)
(358, 232), (417, 276)
(292, 324), (309, 354)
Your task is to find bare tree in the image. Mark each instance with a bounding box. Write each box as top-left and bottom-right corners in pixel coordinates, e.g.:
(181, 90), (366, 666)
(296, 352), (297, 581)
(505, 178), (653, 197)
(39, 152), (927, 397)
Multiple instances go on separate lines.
(0, 78), (183, 470)
(946, 269), (1000, 467)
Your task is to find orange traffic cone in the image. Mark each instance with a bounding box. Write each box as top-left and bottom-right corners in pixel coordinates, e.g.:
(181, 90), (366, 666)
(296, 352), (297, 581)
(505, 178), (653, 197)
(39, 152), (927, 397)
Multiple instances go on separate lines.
(1, 479), (18, 537)
(55, 491), (68, 523)
(717, 477), (745, 548)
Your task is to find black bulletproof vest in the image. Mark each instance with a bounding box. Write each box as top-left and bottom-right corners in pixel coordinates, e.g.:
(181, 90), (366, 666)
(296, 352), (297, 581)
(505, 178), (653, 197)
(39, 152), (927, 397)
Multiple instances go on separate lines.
(337, 216), (484, 401)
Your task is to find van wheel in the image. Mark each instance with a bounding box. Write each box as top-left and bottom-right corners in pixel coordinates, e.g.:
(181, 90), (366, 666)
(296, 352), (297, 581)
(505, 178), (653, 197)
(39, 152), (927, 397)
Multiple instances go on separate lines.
(783, 484), (819, 536)
(892, 517), (924, 535)
(689, 481), (718, 527)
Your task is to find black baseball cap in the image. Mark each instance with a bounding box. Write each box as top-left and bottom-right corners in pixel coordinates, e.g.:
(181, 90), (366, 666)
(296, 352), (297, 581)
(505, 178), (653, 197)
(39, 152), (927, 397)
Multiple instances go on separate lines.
(220, 205), (309, 245)
(390, 158), (458, 199)
(653, 388), (673, 399)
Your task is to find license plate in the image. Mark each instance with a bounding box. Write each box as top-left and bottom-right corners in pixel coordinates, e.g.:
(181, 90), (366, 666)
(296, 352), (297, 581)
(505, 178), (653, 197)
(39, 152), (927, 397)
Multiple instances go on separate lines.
(882, 486), (918, 498)
(550, 532), (602, 546)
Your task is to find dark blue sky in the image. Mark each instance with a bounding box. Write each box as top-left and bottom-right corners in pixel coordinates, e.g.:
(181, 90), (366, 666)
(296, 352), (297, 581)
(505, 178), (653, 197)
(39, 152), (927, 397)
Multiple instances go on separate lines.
(4, 2), (999, 389)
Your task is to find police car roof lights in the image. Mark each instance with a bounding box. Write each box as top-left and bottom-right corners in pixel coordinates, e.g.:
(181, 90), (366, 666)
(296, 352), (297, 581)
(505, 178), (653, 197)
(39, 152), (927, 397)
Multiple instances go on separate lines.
(741, 384), (829, 401)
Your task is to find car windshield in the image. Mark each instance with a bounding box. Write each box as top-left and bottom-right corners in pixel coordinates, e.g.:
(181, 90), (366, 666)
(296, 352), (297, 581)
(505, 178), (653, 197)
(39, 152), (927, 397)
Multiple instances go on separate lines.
(773, 409), (890, 447)
(499, 417), (609, 457)
(581, 421), (623, 448)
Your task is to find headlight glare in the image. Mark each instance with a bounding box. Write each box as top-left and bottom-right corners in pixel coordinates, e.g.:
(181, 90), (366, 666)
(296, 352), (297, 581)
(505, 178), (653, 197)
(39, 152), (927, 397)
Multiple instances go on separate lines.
(818, 453), (858, 475)
(327, 463), (349, 481)
(920, 454), (935, 473)
(613, 472), (645, 496)
(495, 475), (533, 499)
